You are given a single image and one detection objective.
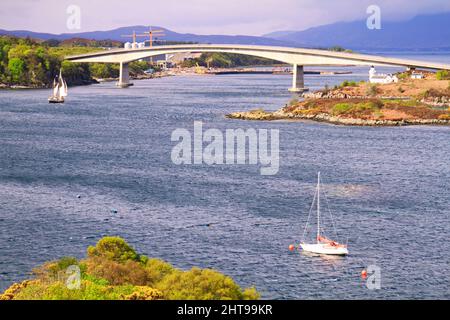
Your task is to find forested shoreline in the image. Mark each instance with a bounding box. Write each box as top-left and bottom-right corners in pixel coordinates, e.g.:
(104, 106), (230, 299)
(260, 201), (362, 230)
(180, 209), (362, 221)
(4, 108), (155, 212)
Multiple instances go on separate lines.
(0, 36), (160, 88)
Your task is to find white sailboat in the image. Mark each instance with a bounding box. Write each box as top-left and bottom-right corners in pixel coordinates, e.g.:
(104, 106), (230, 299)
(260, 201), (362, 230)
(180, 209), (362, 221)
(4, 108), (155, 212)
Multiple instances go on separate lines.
(300, 172), (349, 256)
(49, 70), (68, 103)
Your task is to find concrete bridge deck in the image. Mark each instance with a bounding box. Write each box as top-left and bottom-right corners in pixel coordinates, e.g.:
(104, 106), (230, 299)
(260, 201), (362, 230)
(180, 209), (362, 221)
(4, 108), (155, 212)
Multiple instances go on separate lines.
(66, 44), (450, 91)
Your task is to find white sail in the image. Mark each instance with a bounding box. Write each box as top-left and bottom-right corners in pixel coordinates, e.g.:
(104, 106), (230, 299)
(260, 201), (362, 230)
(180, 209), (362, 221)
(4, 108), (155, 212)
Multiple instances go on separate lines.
(53, 83), (60, 97)
(60, 79), (68, 97)
(49, 70), (66, 103)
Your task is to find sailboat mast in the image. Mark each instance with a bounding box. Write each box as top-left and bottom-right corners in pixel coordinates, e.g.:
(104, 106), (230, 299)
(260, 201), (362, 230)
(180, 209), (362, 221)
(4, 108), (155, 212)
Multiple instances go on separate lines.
(317, 172), (320, 244)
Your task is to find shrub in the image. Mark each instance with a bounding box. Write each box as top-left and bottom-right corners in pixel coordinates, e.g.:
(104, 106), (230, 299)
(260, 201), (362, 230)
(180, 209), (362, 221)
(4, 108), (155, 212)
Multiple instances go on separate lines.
(397, 72), (409, 80)
(121, 286), (163, 300)
(32, 257), (80, 283)
(86, 257), (150, 286)
(11, 279), (140, 300)
(366, 84), (379, 97)
(87, 237), (139, 263)
(242, 287), (261, 300)
(436, 70), (450, 80)
(156, 267), (253, 300)
(340, 80), (358, 88)
(145, 258), (177, 285)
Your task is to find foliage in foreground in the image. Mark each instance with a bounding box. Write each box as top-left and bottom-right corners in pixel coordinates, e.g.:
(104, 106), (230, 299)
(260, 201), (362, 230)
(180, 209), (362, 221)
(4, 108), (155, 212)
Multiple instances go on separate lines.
(0, 237), (259, 300)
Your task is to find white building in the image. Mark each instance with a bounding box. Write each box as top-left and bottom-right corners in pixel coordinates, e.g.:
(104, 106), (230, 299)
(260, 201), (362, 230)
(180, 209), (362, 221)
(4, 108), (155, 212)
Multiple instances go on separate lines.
(411, 72), (424, 79)
(369, 66), (398, 84)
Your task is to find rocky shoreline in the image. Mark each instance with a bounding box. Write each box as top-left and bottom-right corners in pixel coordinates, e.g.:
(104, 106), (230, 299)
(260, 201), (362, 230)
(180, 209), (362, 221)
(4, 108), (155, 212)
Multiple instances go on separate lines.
(0, 79), (99, 90)
(226, 110), (450, 126)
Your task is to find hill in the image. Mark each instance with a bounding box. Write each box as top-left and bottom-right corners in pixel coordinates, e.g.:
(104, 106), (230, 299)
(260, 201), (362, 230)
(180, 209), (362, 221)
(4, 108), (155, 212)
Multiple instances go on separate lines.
(0, 25), (293, 47)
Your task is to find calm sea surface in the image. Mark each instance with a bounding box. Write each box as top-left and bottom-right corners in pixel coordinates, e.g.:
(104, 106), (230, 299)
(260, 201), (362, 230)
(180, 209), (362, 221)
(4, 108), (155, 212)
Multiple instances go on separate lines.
(0, 53), (449, 299)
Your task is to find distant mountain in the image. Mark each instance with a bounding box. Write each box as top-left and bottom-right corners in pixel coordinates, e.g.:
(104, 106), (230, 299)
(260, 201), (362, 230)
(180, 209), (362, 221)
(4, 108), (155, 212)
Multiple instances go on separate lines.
(263, 31), (297, 38)
(265, 13), (450, 50)
(0, 26), (293, 47)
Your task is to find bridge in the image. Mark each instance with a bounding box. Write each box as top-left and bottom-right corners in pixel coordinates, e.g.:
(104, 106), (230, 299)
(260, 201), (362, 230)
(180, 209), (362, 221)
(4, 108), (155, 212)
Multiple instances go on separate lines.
(66, 44), (450, 92)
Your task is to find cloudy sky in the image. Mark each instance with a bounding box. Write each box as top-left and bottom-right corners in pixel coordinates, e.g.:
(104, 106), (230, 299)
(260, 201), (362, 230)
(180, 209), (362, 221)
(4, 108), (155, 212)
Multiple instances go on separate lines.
(1, 0), (450, 35)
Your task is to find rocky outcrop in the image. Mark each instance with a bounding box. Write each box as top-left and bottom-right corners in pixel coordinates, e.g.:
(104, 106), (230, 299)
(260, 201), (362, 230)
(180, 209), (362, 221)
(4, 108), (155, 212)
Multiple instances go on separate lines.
(302, 90), (410, 100)
(420, 96), (450, 107)
(274, 112), (450, 126)
(227, 110), (450, 126)
(226, 110), (280, 121)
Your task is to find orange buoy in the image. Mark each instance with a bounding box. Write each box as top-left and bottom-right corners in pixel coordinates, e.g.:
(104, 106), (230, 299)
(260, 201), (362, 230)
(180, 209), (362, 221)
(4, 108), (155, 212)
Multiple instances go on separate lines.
(361, 270), (368, 279)
(289, 245), (295, 252)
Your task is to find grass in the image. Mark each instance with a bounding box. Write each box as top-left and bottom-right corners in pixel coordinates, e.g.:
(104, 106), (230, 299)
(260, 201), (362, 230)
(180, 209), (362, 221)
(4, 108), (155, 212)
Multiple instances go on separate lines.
(331, 101), (382, 117)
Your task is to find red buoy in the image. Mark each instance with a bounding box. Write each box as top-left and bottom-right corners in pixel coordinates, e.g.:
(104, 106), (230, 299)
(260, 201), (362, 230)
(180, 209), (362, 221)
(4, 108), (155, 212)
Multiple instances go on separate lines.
(289, 245), (295, 252)
(361, 270), (368, 279)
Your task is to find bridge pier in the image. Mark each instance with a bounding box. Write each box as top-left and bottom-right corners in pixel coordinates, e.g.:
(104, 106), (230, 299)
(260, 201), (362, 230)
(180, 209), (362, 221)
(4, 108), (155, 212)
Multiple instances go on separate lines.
(289, 64), (308, 93)
(116, 62), (133, 88)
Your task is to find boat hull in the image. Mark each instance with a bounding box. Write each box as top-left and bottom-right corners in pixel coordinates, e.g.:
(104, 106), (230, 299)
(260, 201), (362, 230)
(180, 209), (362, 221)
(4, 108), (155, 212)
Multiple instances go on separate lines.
(48, 97), (65, 104)
(300, 243), (348, 256)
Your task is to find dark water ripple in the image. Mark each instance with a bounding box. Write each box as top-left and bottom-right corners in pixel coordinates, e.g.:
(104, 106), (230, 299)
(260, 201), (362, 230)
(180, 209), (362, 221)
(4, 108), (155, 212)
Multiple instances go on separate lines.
(0, 68), (449, 299)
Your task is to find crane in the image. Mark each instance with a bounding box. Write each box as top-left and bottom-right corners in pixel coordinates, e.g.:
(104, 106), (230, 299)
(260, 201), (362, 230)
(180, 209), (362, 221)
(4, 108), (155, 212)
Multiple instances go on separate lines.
(142, 28), (166, 48)
(121, 28), (166, 64)
(121, 30), (148, 47)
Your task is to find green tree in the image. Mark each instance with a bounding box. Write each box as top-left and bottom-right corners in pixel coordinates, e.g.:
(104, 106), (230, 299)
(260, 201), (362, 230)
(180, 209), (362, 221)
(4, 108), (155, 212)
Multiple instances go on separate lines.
(129, 60), (151, 75)
(90, 63), (110, 78)
(8, 57), (25, 83)
(87, 236), (140, 263)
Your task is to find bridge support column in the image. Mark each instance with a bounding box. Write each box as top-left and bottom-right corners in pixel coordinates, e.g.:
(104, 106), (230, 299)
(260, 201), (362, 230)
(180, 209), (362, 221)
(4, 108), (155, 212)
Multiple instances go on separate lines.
(116, 62), (133, 88)
(289, 64), (308, 93)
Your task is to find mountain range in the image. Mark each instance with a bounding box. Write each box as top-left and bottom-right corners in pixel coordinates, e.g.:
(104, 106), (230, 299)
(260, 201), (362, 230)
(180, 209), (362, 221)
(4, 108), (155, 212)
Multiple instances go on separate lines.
(1, 12), (449, 50)
(265, 12), (450, 50)
(0, 26), (291, 47)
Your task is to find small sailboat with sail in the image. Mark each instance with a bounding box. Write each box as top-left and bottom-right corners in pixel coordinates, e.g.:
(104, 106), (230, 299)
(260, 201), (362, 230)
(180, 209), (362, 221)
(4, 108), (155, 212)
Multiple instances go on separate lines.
(300, 172), (349, 256)
(48, 70), (68, 104)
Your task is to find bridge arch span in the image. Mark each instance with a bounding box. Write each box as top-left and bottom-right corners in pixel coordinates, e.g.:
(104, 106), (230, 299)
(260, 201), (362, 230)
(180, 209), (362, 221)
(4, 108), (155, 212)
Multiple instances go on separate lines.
(66, 44), (450, 91)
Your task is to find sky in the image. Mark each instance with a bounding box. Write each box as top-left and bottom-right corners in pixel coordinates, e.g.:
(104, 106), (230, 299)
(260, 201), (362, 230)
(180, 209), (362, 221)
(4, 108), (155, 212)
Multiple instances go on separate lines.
(1, 0), (450, 35)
